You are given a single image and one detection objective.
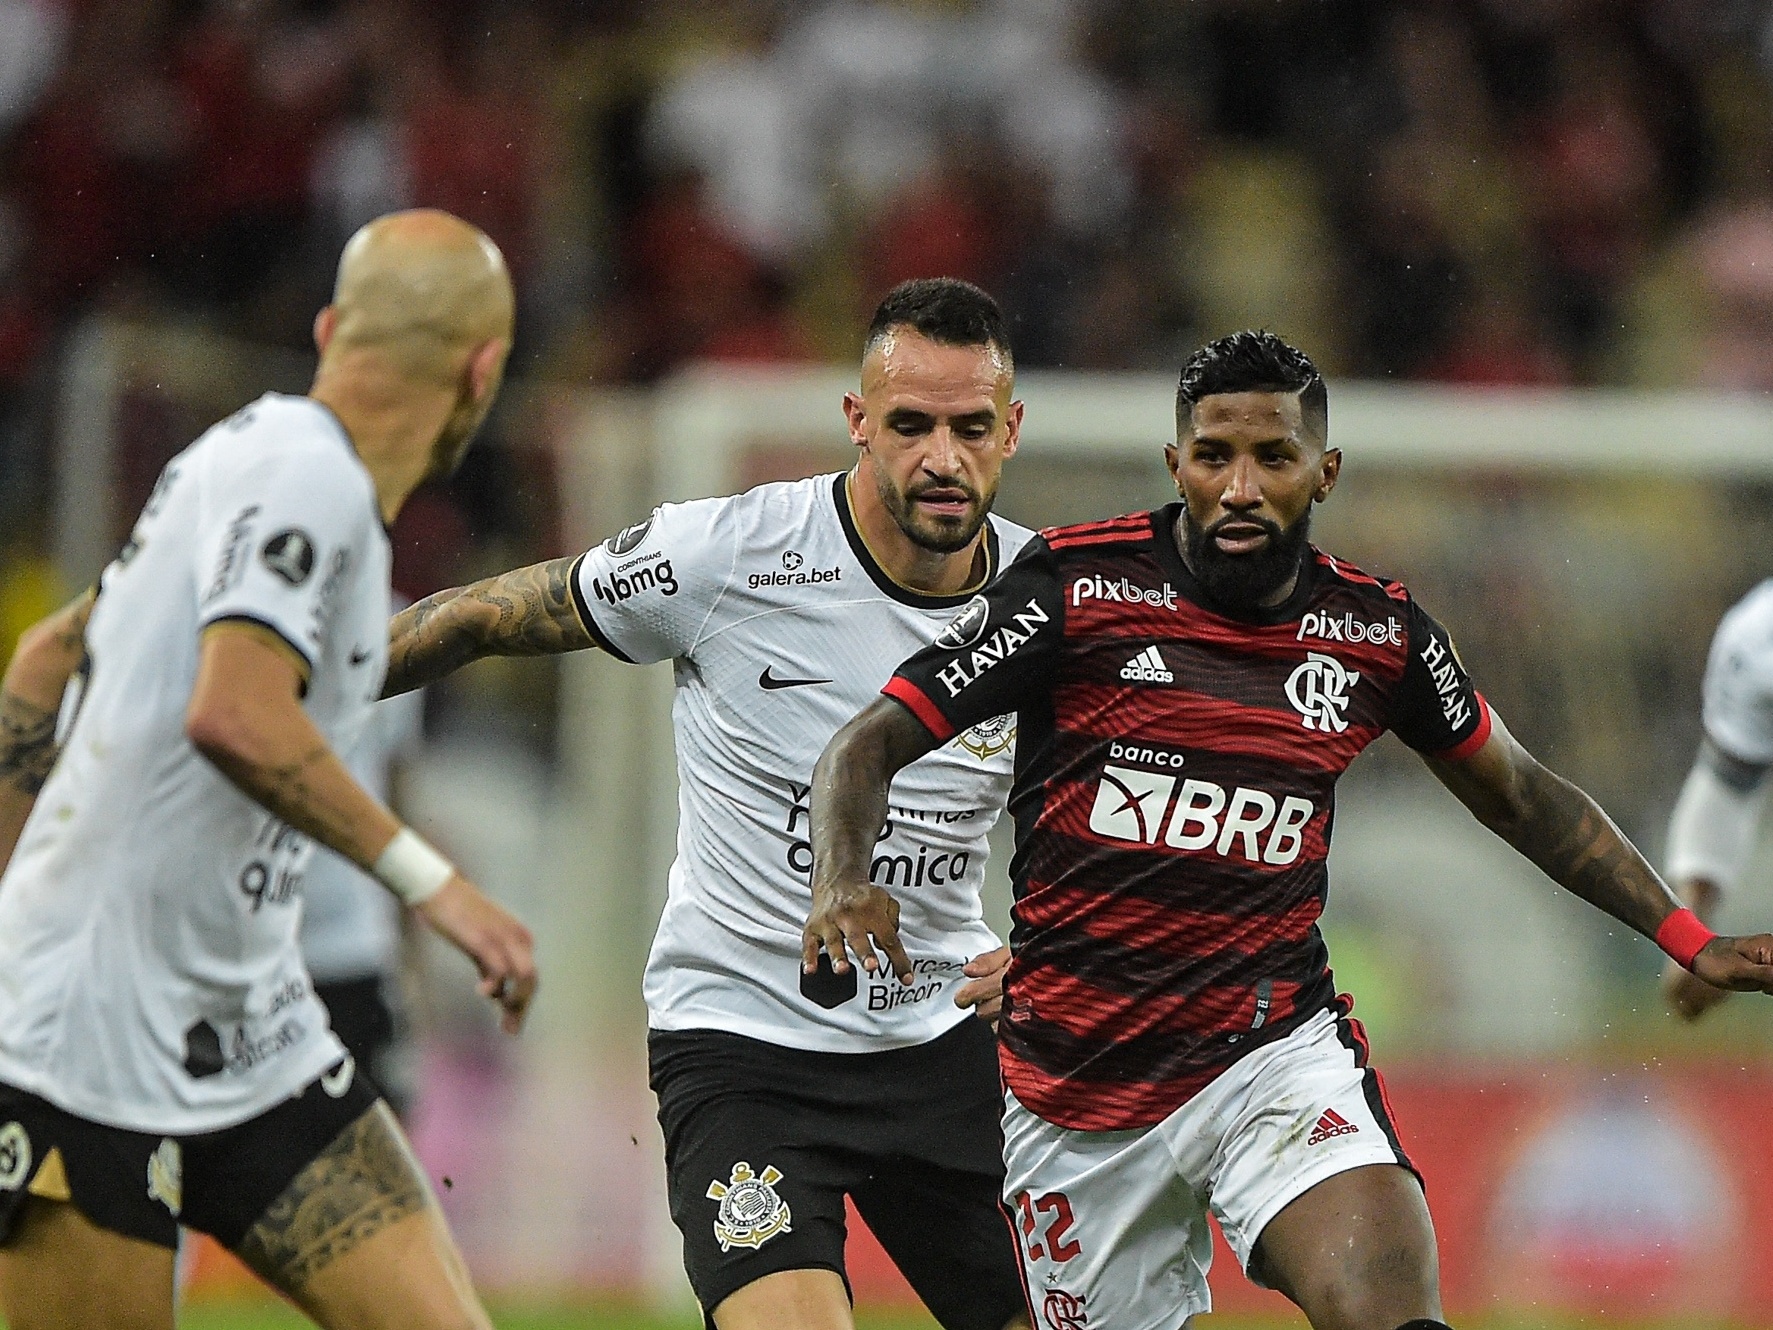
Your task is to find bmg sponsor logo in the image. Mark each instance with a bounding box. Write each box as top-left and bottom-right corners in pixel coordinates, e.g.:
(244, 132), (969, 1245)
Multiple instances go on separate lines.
(1087, 764), (1314, 865)
(593, 552), (678, 604)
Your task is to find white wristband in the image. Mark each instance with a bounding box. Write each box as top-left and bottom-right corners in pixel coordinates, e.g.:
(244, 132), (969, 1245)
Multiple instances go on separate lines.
(372, 827), (454, 906)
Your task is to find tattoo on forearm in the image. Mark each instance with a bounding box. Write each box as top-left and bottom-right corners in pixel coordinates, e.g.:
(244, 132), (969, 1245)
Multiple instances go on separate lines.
(383, 557), (592, 698)
(236, 1103), (428, 1290)
(0, 693), (59, 797)
(1505, 765), (1672, 936)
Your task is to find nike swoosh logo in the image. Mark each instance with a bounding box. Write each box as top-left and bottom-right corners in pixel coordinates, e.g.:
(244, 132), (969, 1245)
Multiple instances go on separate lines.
(759, 667), (832, 691)
(349, 647), (373, 666)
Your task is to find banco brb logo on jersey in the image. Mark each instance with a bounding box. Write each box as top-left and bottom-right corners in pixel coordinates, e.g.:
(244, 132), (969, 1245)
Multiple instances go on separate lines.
(1284, 652), (1360, 732)
(1088, 764), (1314, 866)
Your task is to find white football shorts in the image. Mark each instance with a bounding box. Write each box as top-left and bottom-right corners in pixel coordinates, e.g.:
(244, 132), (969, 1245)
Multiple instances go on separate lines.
(1001, 1008), (1415, 1330)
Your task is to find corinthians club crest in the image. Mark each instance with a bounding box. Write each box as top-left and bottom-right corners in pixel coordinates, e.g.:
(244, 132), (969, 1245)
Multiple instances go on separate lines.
(957, 712), (1015, 761)
(707, 1161), (792, 1252)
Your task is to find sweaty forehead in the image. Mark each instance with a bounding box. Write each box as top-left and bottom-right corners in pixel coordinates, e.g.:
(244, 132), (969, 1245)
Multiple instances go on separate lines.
(863, 332), (1011, 412)
(1186, 391), (1307, 442)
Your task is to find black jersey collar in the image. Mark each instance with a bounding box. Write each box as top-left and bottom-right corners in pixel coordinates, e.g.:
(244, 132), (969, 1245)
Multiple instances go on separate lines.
(1149, 502), (1317, 626)
(831, 472), (1000, 610)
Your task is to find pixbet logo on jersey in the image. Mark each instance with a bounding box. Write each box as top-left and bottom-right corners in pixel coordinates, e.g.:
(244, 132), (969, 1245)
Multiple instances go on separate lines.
(1296, 610), (1402, 646)
(1070, 575), (1178, 610)
(1284, 653), (1360, 733)
(1087, 764), (1315, 865)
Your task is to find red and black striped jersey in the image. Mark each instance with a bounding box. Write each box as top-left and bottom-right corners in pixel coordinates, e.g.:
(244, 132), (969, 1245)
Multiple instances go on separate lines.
(883, 505), (1490, 1130)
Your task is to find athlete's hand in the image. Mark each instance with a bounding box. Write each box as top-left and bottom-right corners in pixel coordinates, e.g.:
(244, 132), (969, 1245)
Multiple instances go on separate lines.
(1687, 933), (1773, 1003)
(1662, 956), (1733, 1021)
(417, 874), (539, 1033)
(803, 878), (913, 984)
(955, 946), (1010, 1029)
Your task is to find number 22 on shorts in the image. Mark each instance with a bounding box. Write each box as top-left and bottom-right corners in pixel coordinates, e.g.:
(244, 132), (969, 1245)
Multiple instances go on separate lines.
(1012, 1190), (1081, 1263)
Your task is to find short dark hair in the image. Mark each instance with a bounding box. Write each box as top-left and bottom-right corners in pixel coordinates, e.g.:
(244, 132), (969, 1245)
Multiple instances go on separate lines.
(863, 278), (1013, 369)
(1176, 330), (1327, 440)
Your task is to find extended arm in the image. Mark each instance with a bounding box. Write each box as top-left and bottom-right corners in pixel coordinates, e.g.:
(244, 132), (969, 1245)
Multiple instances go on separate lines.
(0, 589), (95, 870)
(1424, 708), (1773, 993)
(803, 695), (943, 983)
(191, 623), (537, 1030)
(382, 555), (592, 697)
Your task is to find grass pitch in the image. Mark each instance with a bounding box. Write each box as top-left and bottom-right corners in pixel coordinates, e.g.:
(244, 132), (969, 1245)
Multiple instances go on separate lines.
(175, 1303), (1754, 1330)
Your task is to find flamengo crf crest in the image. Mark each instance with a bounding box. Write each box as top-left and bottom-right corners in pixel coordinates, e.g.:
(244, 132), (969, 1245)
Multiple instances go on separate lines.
(707, 1161), (792, 1251)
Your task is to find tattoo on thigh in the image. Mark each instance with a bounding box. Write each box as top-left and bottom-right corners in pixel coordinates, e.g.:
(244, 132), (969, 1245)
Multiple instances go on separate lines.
(235, 1104), (429, 1290)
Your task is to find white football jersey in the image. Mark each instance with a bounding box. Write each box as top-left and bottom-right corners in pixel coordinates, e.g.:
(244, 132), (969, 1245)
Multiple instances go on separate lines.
(299, 681), (422, 984)
(571, 473), (1034, 1052)
(1701, 580), (1773, 767)
(0, 393), (388, 1134)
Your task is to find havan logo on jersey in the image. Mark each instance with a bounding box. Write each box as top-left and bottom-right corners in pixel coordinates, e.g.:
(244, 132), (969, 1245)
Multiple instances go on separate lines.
(1418, 634), (1474, 731)
(935, 598), (1049, 698)
(1087, 764), (1315, 866)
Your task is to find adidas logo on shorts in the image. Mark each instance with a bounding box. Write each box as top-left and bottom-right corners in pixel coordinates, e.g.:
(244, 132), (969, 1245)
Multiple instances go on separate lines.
(1307, 1108), (1359, 1145)
(1120, 646), (1173, 683)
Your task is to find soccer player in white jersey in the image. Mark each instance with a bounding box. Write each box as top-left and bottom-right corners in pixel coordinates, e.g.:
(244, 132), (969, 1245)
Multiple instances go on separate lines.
(0, 210), (536, 1330)
(1663, 580), (1773, 1019)
(381, 279), (1033, 1330)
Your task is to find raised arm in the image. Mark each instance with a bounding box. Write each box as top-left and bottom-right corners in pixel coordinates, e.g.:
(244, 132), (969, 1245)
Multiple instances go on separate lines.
(383, 555), (593, 697)
(0, 589), (95, 870)
(803, 695), (943, 983)
(1422, 707), (1773, 994)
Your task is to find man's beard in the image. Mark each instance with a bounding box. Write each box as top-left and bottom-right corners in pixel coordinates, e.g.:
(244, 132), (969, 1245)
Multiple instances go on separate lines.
(877, 471), (994, 554)
(1180, 507), (1311, 609)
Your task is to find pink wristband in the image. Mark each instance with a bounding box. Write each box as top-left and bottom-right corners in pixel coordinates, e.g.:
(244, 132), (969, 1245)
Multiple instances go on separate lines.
(1655, 908), (1717, 971)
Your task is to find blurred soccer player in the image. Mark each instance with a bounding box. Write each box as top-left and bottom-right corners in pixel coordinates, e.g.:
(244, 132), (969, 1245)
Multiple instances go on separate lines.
(806, 331), (1773, 1330)
(1661, 582), (1773, 1020)
(0, 210), (535, 1330)
(298, 603), (426, 1117)
(381, 279), (1032, 1330)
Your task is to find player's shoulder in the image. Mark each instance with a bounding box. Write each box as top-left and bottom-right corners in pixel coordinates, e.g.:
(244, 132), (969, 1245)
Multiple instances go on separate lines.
(986, 511), (1038, 562)
(1310, 547), (1411, 606)
(1713, 579), (1773, 657)
(190, 394), (372, 498)
(1038, 510), (1156, 554)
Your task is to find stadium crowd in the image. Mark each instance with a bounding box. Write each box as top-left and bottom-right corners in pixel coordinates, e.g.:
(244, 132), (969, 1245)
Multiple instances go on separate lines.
(1, 0), (1771, 734)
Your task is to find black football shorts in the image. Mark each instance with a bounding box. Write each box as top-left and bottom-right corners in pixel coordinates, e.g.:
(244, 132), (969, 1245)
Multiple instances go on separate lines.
(649, 1017), (1026, 1330)
(0, 1055), (380, 1251)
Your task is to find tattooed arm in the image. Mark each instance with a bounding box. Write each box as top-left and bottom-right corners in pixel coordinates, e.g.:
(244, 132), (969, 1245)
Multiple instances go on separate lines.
(189, 623), (537, 1032)
(1424, 707), (1773, 994)
(382, 556), (592, 698)
(0, 589), (95, 870)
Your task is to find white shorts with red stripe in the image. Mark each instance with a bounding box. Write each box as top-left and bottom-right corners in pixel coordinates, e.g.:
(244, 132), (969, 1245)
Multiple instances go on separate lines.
(1000, 1007), (1415, 1330)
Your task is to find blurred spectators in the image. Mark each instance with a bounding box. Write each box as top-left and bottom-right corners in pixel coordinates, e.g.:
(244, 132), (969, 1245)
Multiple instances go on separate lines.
(3, 0), (1772, 686)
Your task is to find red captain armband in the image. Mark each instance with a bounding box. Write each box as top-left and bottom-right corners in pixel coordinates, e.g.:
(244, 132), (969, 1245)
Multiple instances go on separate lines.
(1655, 908), (1718, 971)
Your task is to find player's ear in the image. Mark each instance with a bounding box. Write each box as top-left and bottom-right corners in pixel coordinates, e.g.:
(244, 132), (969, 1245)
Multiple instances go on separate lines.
(467, 337), (509, 404)
(1001, 399), (1024, 459)
(843, 392), (868, 450)
(312, 306), (337, 356)
(1315, 447), (1341, 502)
(1163, 443), (1183, 491)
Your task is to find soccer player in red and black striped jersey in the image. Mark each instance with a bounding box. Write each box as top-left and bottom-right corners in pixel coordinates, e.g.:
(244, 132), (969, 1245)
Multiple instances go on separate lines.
(803, 331), (1773, 1330)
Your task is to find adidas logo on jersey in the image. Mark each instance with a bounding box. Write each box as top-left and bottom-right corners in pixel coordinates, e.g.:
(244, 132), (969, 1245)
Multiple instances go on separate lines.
(1307, 1108), (1359, 1145)
(1120, 646), (1173, 683)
